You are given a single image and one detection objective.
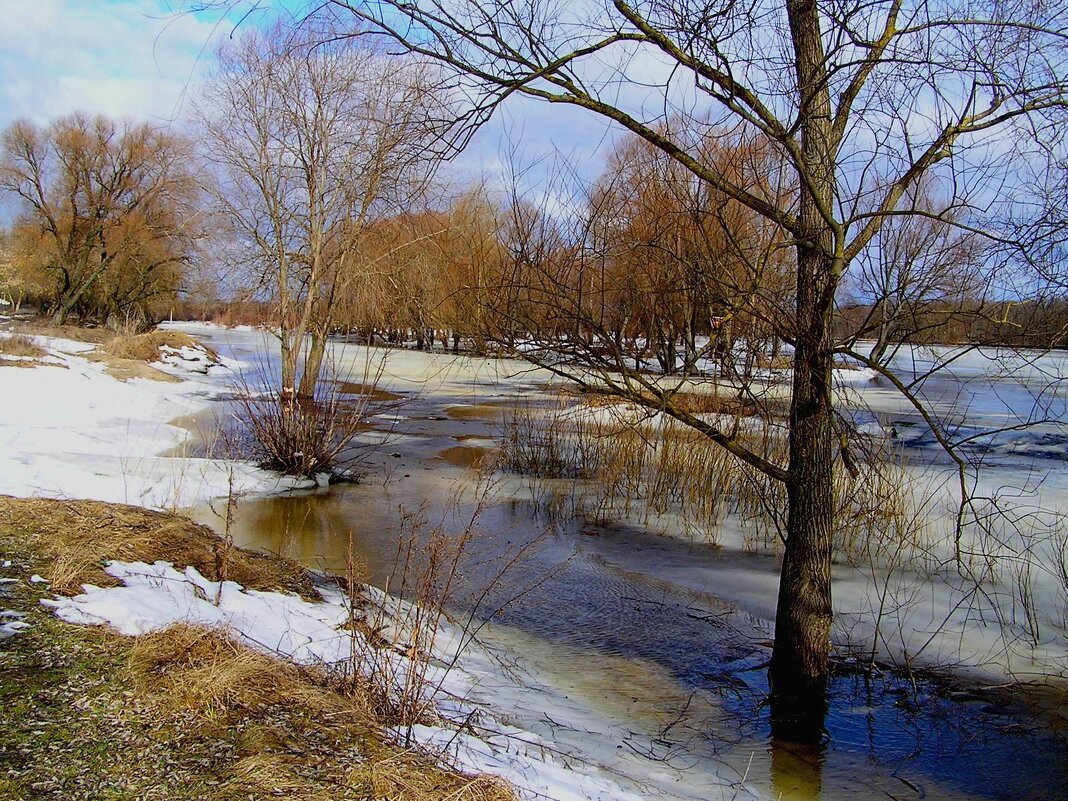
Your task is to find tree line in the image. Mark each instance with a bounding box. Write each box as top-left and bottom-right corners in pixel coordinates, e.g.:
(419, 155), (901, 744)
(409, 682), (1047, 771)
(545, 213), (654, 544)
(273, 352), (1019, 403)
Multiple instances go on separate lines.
(4, 112), (1062, 362)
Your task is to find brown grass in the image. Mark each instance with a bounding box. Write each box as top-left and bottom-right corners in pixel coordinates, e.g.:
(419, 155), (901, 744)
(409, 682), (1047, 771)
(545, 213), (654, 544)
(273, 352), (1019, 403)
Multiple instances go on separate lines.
(129, 624), (363, 722)
(92, 356), (182, 382)
(0, 496), (317, 598)
(127, 623), (514, 800)
(575, 387), (767, 417)
(0, 356), (47, 369)
(0, 496), (516, 801)
(502, 402), (927, 559)
(101, 329), (220, 363)
(0, 333), (45, 358)
(12, 319), (114, 344)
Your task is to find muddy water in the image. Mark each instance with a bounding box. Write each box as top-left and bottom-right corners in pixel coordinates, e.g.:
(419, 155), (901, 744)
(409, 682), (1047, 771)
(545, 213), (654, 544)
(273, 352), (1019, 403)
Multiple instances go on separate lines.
(184, 329), (1068, 801)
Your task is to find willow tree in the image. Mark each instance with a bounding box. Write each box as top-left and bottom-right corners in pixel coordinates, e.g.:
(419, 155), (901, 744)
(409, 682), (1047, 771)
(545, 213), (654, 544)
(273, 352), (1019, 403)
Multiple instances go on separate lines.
(0, 114), (198, 326)
(319, 0), (1068, 738)
(198, 16), (443, 399)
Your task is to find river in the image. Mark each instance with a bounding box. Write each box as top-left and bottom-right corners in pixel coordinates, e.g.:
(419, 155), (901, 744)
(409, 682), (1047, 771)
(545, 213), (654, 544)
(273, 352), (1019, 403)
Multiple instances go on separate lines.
(177, 325), (1068, 801)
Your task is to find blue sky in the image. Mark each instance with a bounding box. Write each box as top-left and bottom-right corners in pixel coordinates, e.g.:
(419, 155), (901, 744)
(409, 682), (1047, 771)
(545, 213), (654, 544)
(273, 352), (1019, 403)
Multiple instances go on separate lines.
(0, 0), (616, 199)
(0, 0), (238, 131)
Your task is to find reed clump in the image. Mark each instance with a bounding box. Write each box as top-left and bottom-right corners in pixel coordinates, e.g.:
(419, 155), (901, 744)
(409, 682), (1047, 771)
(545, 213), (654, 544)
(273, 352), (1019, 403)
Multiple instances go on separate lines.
(101, 329), (219, 363)
(0, 333), (45, 358)
(500, 400), (928, 561)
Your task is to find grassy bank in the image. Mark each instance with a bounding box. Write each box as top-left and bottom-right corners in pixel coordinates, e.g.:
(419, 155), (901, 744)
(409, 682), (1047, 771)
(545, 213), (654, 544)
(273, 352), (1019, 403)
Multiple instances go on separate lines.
(0, 496), (512, 801)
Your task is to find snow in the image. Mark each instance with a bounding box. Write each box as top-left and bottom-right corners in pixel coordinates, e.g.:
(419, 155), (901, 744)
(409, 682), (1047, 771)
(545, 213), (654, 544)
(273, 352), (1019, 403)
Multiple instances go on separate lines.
(0, 330), (310, 510)
(42, 559), (709, 801)
(0, 615), (30, 639)
(155, 343), (220, 374)
(16, 321), (1068, 798)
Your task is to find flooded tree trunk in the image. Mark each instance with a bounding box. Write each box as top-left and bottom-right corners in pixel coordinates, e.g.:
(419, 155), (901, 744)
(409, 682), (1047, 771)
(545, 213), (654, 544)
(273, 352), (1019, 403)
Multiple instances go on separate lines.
(770, 284), (834, 740)
(769, 0), (837, 742)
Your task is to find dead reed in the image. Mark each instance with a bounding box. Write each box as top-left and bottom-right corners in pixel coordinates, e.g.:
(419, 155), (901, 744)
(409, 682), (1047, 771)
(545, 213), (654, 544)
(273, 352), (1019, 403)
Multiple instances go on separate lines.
(0, 333), (45, 358)
(500, 399), (928, 562)
(101, 329), (220, 363)
(0, 496), (316, 597)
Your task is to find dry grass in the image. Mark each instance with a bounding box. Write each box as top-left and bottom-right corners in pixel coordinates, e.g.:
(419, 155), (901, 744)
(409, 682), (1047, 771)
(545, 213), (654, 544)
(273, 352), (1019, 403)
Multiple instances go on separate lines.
(0, 496), (316, 598)
(576, 387), (761, 417)
(8, 321), (216, 382)
(0, 356), (47, 369)
(0, 497), (516, 801)
(0, 333), (45, 358)
(101, 329), (220, 363)
(13, 319), (114, 344)
(502, 402), (928, 560)
(91, 355), (182, 382)
(128, 624), (366, 723)
(126, 623), (513, 800)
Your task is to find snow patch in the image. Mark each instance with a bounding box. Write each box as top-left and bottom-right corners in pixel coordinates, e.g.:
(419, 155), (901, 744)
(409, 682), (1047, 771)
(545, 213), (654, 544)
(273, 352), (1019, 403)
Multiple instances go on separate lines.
(0, 331), (306, 509)
(41, 559), (714, 801)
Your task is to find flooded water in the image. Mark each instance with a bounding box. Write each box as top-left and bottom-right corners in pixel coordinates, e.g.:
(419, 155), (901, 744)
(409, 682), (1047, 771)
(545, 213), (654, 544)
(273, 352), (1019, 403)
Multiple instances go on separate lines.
(183, 327), (1068, 801)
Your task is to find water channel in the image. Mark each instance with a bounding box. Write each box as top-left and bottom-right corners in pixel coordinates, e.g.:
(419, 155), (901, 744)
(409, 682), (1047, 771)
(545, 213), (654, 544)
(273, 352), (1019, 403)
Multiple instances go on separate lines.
(181, 327), (1068, 801)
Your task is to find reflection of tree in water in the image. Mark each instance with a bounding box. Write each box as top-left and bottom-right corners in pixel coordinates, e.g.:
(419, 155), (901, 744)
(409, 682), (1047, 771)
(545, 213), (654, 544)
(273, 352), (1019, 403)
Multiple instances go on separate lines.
(771, 738), (825, 801)
(234, 491), (363, 572)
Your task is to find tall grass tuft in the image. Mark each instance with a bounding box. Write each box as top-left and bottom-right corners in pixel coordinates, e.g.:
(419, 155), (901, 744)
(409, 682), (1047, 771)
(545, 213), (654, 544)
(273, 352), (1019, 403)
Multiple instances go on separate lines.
(501, 398), (928, 561)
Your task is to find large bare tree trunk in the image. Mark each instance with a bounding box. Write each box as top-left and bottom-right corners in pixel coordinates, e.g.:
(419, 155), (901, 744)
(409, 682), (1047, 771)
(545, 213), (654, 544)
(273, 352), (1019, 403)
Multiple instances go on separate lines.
(770, 248), (836, 740)
(769, 0), (837, 740)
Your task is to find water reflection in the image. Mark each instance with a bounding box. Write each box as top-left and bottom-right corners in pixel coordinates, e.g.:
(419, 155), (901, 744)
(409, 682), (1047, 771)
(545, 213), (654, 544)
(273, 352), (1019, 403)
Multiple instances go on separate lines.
(194, 482), (1068, 801)
(181, 327), (1068, 801)
(771, 740), (825, 800)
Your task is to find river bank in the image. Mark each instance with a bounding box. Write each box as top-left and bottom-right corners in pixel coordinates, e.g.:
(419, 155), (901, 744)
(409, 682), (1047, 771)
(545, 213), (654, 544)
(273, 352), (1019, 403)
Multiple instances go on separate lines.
(0, 495), (515, 800)
(0, 319), (715, 801)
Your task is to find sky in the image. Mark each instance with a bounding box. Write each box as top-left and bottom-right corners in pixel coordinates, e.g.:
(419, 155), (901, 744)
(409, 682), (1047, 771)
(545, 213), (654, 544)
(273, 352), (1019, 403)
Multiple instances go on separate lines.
(0, 0), (231, 131)
(0, 0), (618, 199)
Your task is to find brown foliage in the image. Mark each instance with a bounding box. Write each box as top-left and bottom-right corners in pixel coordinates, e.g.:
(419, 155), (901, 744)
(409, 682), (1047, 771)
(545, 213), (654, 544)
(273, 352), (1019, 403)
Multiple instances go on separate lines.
(0, 114), (200, 325)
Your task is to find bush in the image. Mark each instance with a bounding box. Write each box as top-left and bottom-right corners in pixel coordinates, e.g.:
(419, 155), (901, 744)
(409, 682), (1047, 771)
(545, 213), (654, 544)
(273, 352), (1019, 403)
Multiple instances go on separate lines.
(230, 361), (387, 477)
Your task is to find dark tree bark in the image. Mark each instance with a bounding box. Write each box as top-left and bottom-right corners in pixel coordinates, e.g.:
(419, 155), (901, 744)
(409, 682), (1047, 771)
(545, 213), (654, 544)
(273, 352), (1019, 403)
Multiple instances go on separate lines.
(767, 0), (839, 739)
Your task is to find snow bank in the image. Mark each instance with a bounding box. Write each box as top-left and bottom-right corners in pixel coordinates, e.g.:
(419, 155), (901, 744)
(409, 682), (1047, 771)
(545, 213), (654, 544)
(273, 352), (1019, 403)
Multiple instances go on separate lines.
(0, 332), (307, 509)
(43, 559), (688, 801)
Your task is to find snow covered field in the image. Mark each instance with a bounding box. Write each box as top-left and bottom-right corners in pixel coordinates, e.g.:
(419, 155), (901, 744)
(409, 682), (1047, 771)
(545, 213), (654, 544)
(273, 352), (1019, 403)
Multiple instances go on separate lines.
(0, 326), (309, 508)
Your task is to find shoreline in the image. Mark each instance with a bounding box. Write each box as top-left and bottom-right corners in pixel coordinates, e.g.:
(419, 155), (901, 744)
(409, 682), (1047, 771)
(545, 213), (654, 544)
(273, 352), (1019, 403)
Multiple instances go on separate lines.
(0, 320), (685, 801)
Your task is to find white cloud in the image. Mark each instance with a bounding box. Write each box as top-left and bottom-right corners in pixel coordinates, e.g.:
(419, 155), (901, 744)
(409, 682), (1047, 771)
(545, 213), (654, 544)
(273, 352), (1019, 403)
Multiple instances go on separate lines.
(0, 0), (226, 131)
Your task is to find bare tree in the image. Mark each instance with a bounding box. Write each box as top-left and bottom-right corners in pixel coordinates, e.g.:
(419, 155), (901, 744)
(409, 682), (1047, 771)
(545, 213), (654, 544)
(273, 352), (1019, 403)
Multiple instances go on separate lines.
(315, 0), (1068, 739)
(0, 114), (199, 326)
(197, 15), (445, 399)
